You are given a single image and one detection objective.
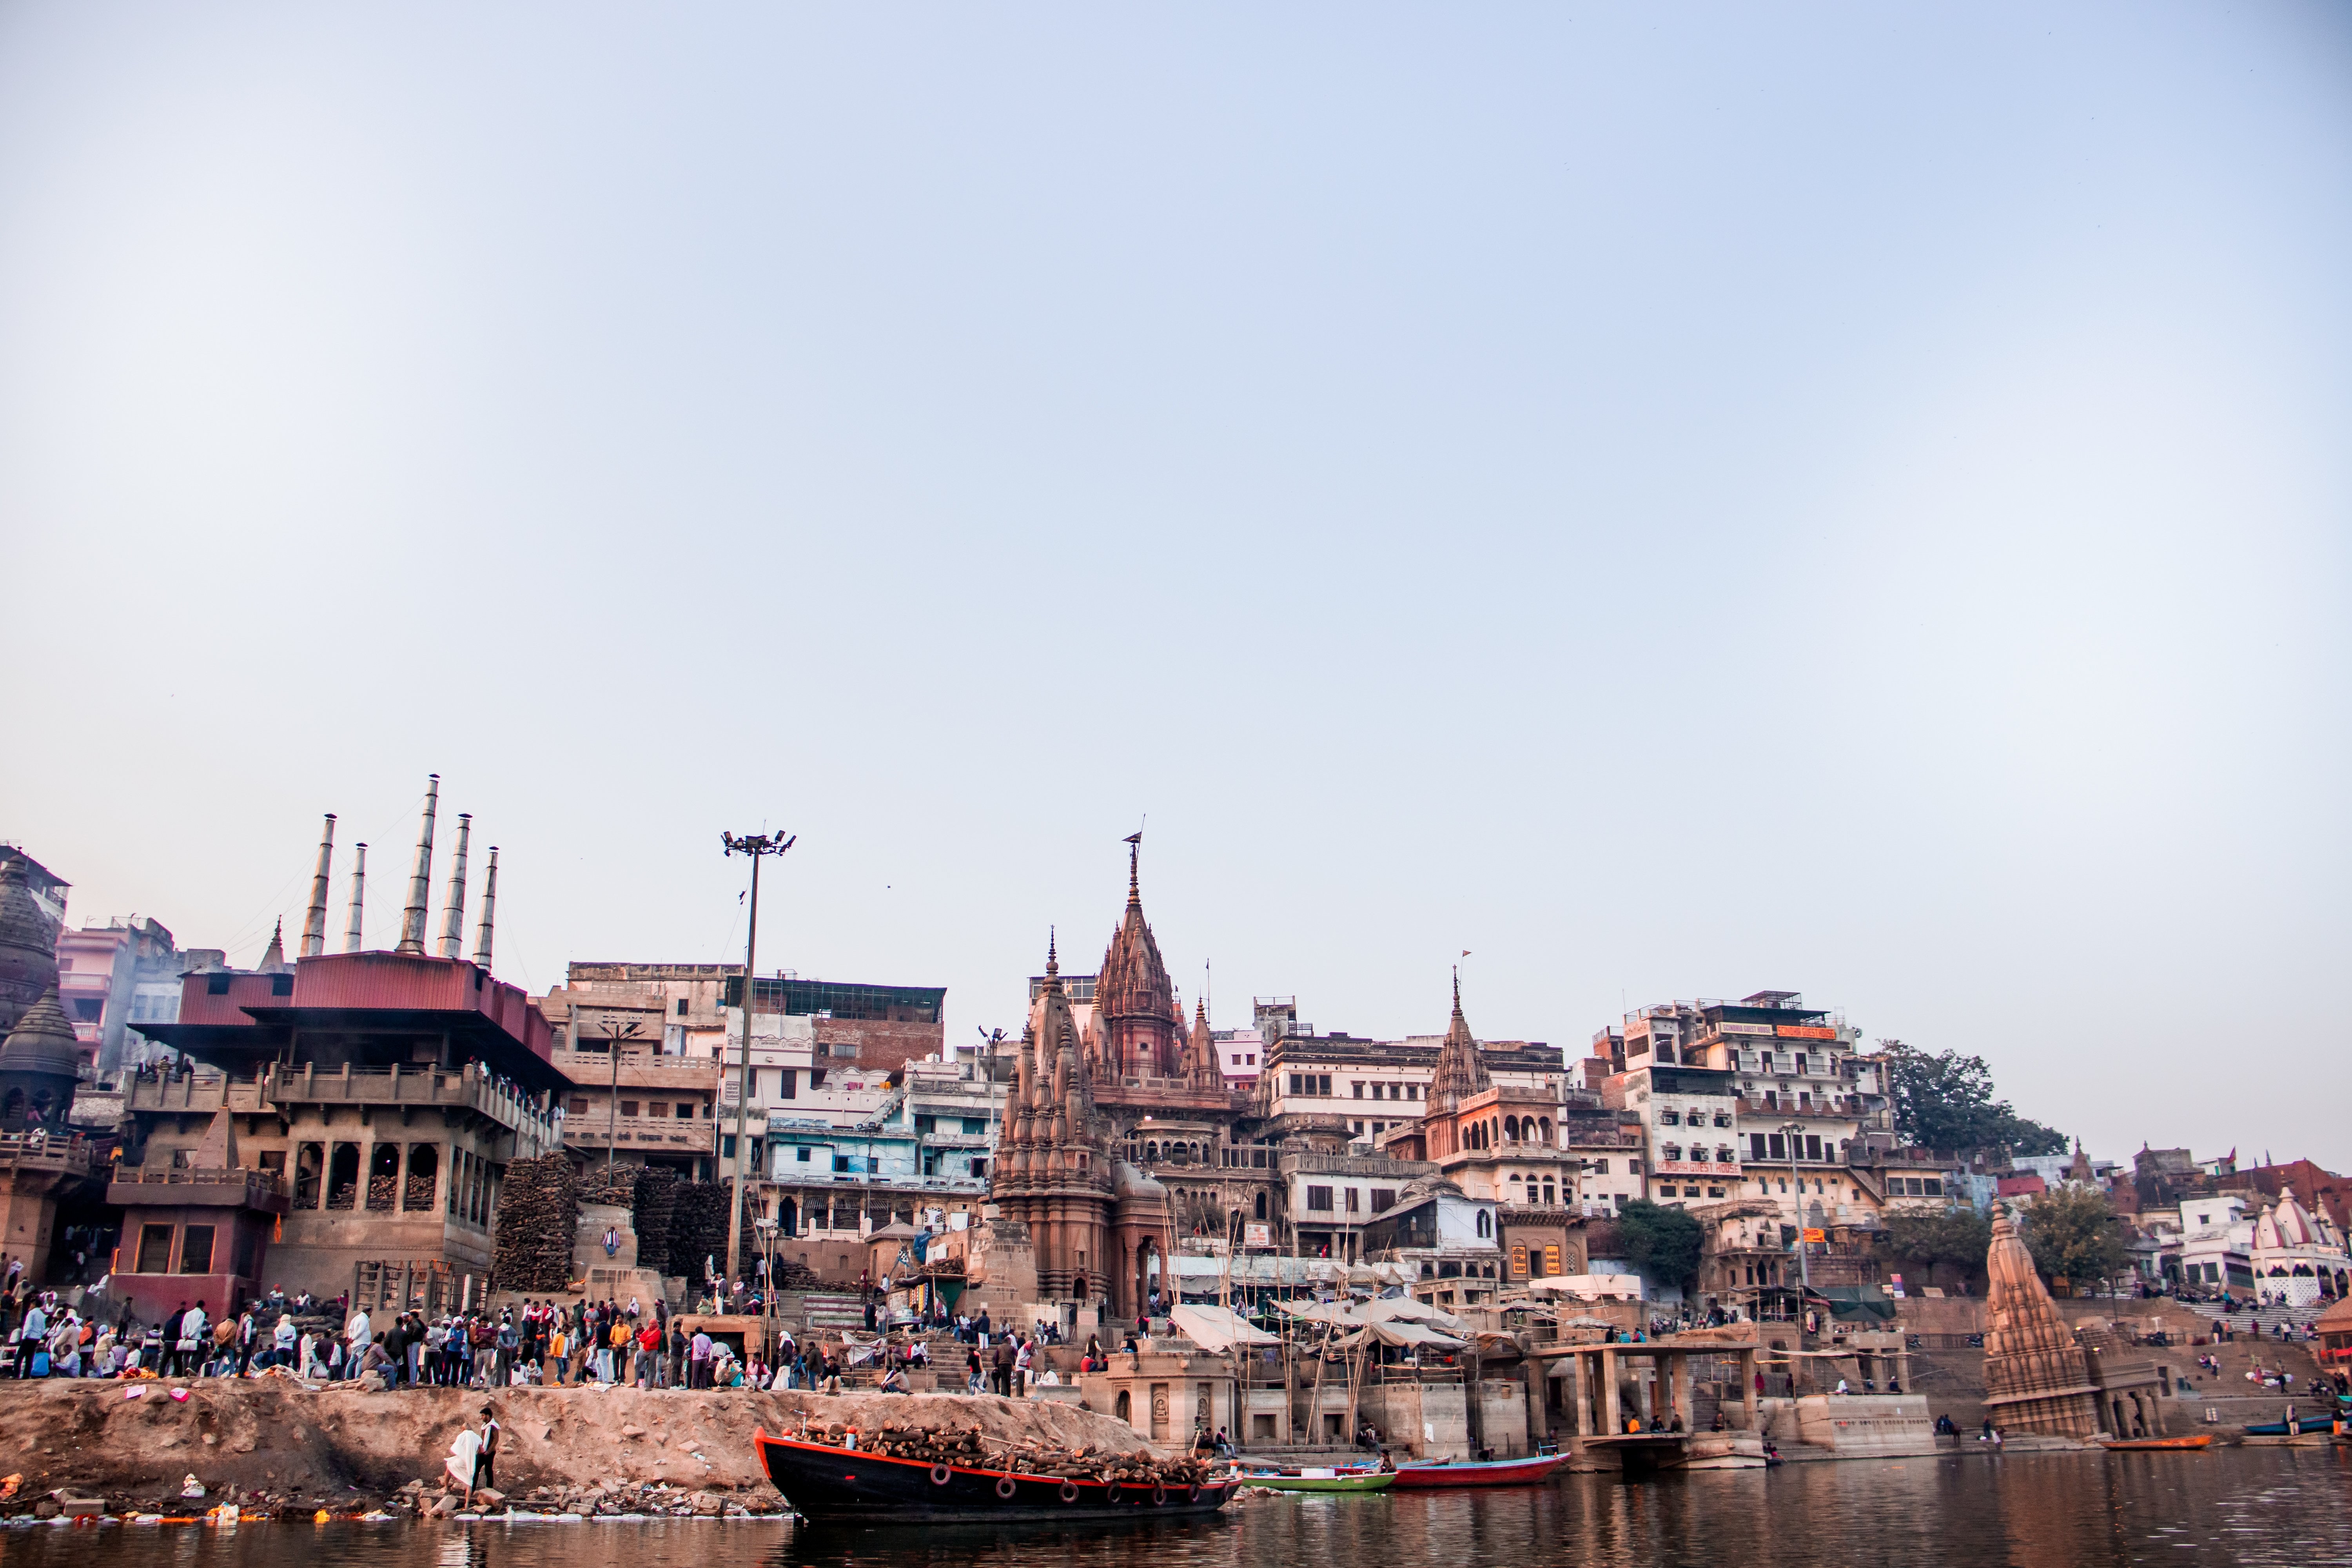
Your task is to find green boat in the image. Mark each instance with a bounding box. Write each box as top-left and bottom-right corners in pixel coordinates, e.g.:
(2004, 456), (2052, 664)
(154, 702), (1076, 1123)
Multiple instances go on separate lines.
(1240, 1467), (1395, 1494)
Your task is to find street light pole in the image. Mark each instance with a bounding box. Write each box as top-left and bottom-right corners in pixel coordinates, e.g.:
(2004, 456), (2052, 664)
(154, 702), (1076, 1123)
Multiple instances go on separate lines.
(607, 1020), (643, 1179)
(1782, 1120), (1811, 1297)
(722, 828), (795, 1290)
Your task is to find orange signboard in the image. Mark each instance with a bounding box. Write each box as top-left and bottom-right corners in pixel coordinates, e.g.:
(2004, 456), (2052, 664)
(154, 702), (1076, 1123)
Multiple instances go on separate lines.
(1776, 1025), (1837, 1040)
(1802, 1228), (1826, 1243)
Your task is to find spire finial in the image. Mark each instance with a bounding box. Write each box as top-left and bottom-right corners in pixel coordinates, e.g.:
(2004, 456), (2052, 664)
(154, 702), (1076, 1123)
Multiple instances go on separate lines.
(1452, 964), (1461, 1013)
(1046, 926), (1059, 978)
(1123, 829), (1142, 907)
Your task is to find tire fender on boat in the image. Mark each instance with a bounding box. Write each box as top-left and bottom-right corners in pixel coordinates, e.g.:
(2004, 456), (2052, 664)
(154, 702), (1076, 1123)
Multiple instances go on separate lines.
(996, 1476), (1018, 1499)
(1187, 1483), (1202, 1503)
(930, 1465), (952, 1486)
(1059, 1481), (1080, 1503)
(1151, 1483), (1167, 1505)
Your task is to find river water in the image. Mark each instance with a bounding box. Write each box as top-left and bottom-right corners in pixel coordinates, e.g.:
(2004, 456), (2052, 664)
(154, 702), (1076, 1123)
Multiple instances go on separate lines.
(4, 1448), (2346, 1568)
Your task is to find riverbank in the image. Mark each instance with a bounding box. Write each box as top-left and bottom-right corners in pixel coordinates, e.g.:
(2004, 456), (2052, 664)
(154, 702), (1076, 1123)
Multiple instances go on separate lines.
(0, 1381), (1152, 1517)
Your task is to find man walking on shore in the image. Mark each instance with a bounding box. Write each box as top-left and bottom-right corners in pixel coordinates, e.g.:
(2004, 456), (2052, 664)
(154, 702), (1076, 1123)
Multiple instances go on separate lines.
(465, 1404), (501, 1510)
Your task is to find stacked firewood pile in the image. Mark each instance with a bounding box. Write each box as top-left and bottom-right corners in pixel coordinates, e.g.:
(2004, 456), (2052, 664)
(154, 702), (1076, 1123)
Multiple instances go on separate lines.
(805, 1423), (1215, 1486)
(491, 1154), (580, 1290)
(366, 1173), (399, 1210)
(772, 1256), (826, 1291)
(668, 1182), (727, 1281)
(630, 1167), (680, 1276)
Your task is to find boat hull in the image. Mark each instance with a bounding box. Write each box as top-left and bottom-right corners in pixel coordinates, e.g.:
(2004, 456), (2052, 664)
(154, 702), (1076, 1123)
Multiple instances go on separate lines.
(753, 1430), (1240, 1525)
(1391, 1455), (1565, 1488)
(1243, 1472), (1395, 1493)
(2098, 1435), (2213, 1452)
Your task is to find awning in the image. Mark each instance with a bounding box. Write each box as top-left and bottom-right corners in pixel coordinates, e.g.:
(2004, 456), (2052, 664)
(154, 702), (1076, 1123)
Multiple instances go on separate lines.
(1169, 1303), (1280, 1352)
(1335, 1321), (1466, 1350)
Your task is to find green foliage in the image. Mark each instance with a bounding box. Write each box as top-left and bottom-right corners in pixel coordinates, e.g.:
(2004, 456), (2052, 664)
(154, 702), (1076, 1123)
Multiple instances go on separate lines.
(1878, 1042), (2068, 1156)
(2019, 1183), (2131, 1292)
(1877, 1205), (1993, 1291)
(1612, 1199), (1704, 1290)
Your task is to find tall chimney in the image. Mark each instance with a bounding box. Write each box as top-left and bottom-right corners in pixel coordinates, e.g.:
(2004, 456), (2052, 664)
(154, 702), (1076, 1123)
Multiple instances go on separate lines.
(300, 814), (336, 958)
(472, 847), (499, 970)
(396, 775), (439, 955)
(436, 814), (472, 959)
(342, 843), (368, 952)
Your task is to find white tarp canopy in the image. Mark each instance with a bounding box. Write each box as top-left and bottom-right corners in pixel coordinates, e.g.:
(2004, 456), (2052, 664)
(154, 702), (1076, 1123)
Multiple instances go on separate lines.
(1169, 1302), (1281, 1352)
(1355, 1297), (1466, 1332)
(1334, 1320), (1466, 1351)
(1525, 1274), (1646, 1301)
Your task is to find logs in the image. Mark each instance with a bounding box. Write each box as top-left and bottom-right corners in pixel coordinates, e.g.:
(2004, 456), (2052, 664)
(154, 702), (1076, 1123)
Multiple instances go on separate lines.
(629, 1168), (680, 1278)
(806, 1423), (1212, 1486)
(491, 1154), (579, 1292)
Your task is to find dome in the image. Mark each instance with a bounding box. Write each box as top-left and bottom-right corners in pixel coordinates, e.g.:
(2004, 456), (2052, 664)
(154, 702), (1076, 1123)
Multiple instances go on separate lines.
(0, 853), (60, 1036)
(1113, 1159), (1169, 1202)
(0, 985), (82, 1127)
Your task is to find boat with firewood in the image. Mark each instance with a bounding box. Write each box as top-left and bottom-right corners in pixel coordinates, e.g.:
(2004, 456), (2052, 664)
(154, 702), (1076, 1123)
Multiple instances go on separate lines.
(752, 1426), (1241, 1525)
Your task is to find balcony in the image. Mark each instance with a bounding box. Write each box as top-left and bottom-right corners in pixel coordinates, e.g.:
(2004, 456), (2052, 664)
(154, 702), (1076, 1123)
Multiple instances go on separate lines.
(0, 1130), (96, 1177)
(563, 1112), (715, 1152)
(126, 1063), (555, 1141)
(109, 1165), (289, 1214)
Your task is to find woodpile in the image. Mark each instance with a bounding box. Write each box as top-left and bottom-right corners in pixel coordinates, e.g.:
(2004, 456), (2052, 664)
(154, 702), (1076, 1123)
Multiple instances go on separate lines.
(629, 1167), (680, 1277)
(667, 1181), (729, 1281)
(811, 1423), (1214, 1486)
(492, 1154), (579, 1291)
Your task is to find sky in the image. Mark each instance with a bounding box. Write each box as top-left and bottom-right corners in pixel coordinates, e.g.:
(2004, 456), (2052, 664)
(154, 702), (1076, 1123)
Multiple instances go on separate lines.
(1, 5), (2346, 1167)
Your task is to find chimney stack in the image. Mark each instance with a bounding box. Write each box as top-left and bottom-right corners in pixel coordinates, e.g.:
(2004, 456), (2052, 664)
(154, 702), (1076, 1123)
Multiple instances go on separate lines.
(396, 775), (439, 955)
(472, 847), (499, 970)
(342, 843), (368, 952)
(300, 814), (336, 958)
(436, 814), (472, 959)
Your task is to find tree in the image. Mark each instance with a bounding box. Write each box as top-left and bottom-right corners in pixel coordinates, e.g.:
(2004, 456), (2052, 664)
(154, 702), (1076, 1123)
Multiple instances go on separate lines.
(1877, 1042), (2068, 1156)
(1878, 1206), (1994, 1294)
(2019, 1184), (2131, 1294)
(1611, 1199), (1704, 1291)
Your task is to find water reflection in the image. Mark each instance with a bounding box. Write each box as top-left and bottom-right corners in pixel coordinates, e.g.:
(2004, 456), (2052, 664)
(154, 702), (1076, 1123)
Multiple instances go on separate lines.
(3, 1449), (2347, 1568)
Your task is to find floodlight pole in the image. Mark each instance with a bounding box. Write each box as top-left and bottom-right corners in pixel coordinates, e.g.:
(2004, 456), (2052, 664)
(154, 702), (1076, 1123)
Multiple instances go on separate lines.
(722, 828), (795, 1288)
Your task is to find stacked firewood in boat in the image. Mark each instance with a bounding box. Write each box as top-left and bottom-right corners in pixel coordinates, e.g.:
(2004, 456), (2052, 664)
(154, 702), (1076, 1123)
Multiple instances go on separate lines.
(808, 1423), (1216, 1485)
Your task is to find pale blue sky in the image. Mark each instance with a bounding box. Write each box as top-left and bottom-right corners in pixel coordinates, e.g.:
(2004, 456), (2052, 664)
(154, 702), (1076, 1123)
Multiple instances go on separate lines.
(2, 5), (2346, 1164)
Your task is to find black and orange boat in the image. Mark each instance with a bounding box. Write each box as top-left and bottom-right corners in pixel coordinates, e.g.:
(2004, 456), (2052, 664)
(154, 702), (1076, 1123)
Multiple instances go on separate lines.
(751, 1428), (1242, 1525)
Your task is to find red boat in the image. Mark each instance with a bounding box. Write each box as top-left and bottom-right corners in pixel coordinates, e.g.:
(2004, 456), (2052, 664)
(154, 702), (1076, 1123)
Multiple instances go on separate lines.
(1390, 1453), (1565, 1488)
(751, 1428), (1241, 1525)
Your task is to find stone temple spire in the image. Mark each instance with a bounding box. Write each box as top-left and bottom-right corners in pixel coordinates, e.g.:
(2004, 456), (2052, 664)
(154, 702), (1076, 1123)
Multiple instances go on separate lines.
(1430, 965), (1491, 1112)
(1095, 836), (1180, 1078)
(1980, 1212), (2101, 1436)
(1187, 995), (1225, 1092)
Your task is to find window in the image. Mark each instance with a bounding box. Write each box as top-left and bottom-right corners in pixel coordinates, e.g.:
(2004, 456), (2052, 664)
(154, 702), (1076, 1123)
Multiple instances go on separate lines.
(1350, 1121), (1362, 1136)
(1408, 1084), (1420, 1100)
(1924, 1178), (1943, 1196)
(180, 1225), (216, 1274)
(618, 1100), (639, 1118)
(1804, 1134), (1822, 1161)
(1475, 1209), (1493, 1238)
(1707, 1186), (1726, 1198)
(833, 1154), (857, 1173)
(1749, 1133), (1768, 1161)
(1767, 1133), (1787, 1160)
(1318, 1074), (1332, 1096)
(568, 1096), (589, 1116)
(1660, 1110), (1680, 1126)
(1306, 1185), (1334, 1212)
(647, 1102), (668, 1117)
(795, 1147), (812, 1163)
(1289, 1074), (1303, 1094)
(1353, 1082), (1365, 1099)
(206, 972), (232, 996)
(775, 1069), (796, 1100)
(1661, 1143), (1681, 1161)
(809, 1068), (827, 1089)
(1370, 1188), (1396, 1213)
(136, 1224), (174, 1273)
(1588, 1159), (1609, 1176)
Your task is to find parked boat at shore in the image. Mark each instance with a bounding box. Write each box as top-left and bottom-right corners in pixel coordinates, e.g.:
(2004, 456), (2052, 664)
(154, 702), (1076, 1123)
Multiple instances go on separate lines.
(1240, 1466), (1395, 1494)
(2098, 1434), (2213, 1452)
(1390, 1453), (1564, 1488)
(751, 1429), (1240, 1525)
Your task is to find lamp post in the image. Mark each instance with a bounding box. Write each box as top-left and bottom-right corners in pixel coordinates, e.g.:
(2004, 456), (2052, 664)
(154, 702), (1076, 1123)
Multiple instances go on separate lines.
(722, 828), (795, 1289)
(606, 1019), (643, 1179)
(1781, 1120), (1811, 1299)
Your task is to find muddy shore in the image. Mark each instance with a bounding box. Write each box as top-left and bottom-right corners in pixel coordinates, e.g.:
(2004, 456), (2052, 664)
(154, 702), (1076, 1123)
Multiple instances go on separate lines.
(0, 1381), (1149, 1516)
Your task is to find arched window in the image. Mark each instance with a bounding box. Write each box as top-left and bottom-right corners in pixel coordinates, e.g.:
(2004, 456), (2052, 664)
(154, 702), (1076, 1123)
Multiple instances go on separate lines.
(1476, 1209), (1492, 1238)
(1254, 1191), (1267, 1220)
(1504, 1116), (1520, 1142)
(1539, 1118), (1552, 1143)
(1145, 1142), (1158, 1161)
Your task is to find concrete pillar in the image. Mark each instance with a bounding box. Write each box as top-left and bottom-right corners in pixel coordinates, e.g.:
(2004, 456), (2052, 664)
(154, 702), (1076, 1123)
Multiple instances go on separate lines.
(1673, 1354), (1695, 1433)
(1601, 1348), (1620, 1435)
(1742, 1348), (1760, 1430)
(1572, 1354), (1592, 1437)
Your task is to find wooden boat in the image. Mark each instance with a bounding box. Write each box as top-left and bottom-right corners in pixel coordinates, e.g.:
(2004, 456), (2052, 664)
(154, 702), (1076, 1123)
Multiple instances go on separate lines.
(2098, 1434), (2213, 1451)
(1390, 1453), (1565, 1488)
(1240, 1467), (1395, 1494)
(2241, 1418), (2337, 1438)
(751, 1428), (1240, 1525)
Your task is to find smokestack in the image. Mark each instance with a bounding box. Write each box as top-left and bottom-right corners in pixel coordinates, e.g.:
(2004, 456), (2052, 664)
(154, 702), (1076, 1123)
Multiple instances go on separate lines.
(436, 814), (472, 959)
(342, 843), (368, 952)
(396, 775), (439, 955)
(472, 847), (499, 970)
(300, 814), (336, 958)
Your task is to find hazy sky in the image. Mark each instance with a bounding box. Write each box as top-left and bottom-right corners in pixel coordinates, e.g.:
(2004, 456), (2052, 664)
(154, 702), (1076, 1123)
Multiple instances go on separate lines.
(2, 5), (2346, 1167)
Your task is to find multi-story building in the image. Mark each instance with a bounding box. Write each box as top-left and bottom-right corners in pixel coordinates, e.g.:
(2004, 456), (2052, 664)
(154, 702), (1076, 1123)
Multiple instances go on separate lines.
(56, 915), (187, 1081)
(550, 1042), (719, 1180)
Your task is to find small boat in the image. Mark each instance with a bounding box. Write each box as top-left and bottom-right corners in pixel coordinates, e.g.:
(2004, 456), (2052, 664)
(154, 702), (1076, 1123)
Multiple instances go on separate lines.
(1240, 1467), (1395, 1494)
(2098, 1434), (2213, 1451)
(2241, 1418), (2338, 1438)
(1390, 1453), (1565, 1488)
(751, 1428), (1240, 1525)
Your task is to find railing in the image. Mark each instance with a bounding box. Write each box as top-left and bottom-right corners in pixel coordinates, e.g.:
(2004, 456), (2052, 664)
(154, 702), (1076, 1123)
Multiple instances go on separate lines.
(0, 1131), (95, 1173)
(565, 1113), (715, 1150)
(129, 1063), (557, 1144)
(111, 1166), (286, 1207)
